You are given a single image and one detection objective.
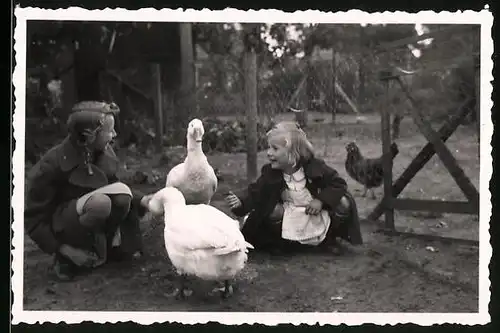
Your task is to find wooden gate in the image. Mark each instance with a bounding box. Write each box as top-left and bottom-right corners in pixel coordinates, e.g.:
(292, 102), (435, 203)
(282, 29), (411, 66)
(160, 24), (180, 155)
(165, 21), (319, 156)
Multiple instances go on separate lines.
(367, 25), (480, 245)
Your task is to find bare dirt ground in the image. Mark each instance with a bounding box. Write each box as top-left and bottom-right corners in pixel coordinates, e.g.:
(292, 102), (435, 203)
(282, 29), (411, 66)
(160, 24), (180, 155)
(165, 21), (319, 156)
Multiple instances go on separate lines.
(22, 113), (480, 312)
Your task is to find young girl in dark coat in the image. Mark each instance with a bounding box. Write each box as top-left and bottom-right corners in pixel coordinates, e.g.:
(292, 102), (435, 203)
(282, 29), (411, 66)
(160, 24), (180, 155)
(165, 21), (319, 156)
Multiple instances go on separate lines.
(225, 121), (362, 253)
(24, 101), (153, 281)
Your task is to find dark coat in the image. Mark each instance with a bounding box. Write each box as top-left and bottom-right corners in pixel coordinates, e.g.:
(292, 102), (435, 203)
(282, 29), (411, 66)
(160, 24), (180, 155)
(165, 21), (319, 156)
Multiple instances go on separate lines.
(24, 137), (146, 256)
(231, 157), (363, 250)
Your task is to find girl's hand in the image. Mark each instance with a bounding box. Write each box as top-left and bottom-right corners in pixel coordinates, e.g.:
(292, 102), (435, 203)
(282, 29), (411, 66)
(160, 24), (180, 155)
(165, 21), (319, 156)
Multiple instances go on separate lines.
(269, 203), (284, 221)
(306, 199), (323, 215)
(140, 194), (154, 208)
(225, 191), (242, 209)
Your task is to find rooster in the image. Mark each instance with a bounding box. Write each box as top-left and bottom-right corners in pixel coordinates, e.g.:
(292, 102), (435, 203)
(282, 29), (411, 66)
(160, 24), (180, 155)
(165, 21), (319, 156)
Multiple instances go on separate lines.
(345, 142), (399, 199)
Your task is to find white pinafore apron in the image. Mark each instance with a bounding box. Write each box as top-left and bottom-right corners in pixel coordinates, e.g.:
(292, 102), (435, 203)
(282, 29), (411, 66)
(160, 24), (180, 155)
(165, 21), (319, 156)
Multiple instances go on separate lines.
(280, 168), (331, 246)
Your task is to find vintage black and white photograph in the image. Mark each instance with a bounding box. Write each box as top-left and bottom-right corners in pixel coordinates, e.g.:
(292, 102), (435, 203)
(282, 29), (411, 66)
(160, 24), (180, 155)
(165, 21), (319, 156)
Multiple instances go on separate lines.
(12, 7), (492, 326)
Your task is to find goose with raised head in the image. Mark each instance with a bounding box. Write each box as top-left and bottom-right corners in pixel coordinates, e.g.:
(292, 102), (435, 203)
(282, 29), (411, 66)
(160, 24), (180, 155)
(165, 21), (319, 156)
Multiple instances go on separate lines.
(165, 118), (218, 205)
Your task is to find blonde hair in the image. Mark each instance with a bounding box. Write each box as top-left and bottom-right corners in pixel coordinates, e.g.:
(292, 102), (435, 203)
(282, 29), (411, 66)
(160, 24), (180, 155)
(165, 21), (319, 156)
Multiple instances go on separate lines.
(266, 121), (315, 166)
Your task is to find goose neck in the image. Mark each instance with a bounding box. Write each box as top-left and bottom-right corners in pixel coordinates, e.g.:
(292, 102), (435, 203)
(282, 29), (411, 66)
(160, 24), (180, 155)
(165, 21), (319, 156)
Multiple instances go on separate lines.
(187, 139), (202, 152)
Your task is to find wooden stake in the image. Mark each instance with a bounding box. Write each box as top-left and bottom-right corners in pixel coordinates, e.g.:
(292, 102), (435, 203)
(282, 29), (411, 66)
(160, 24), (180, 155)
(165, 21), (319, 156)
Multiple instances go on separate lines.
(179, 23), (195, 94)
(380, 78), (395, 230)
(244, 47), (258, 183)
(152, 63), (163, 149)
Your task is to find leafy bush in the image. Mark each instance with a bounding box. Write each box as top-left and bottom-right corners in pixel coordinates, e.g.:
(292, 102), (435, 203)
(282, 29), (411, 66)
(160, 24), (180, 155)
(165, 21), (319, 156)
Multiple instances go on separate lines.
(201, 117), (271, 154)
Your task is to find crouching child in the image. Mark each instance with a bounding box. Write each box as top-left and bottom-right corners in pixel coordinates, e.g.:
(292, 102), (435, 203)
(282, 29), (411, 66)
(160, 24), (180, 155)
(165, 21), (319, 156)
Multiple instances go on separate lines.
(24, 101), (153, 281)
(225, 121), (363, 254)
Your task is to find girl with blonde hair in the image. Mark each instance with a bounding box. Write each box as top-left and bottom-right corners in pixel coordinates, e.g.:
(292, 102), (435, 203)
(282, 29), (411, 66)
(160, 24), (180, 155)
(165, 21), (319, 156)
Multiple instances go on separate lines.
(226, 121), (362, 253)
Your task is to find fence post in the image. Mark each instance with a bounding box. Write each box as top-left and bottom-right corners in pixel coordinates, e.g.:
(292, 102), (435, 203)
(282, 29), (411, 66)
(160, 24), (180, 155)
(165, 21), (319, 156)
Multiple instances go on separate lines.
(174, 22), (196, 142)
(296, 58), (311, 128)
(151, 63), (163, 149)
(244, 47), (258, 183)
(380, 69), (395, 230)
(358, 25), (366, 111)
(179, 23), (195, 94)
(331, 51), (338, 124)
(474, 54), (480, 141)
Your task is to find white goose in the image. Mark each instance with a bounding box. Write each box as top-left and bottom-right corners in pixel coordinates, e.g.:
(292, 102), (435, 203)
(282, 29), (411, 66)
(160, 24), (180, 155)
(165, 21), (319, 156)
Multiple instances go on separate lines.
(148, 186), (254, 299)
(165, 118), (217, 205)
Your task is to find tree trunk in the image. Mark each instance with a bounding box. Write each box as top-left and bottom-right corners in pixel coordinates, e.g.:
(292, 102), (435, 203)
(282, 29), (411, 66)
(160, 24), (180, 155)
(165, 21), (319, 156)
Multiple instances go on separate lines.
(60, 47), (77, 118)
(73, 25), (106, 102)
(179, 23), (195, 94)
(74, 45), (103, 101)
(174, 22), (196, 141)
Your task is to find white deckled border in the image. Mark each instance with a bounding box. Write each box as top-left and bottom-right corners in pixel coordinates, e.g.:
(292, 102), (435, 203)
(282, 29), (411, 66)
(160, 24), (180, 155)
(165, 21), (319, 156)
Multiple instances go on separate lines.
(12, 6), (493, 326)
(11, 6), (494, 24)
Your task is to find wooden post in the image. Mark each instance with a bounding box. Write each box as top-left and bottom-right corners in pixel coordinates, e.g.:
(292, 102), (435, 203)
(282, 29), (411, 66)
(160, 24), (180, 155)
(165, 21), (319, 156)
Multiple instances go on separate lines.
(60, 45), (76, 116)
(177, 22), (195, 138)
(296, 56), (311, 128)
(331, 51), (338, 124)
(152, 63), (163, 149)
(244, 47), (258, 183)
(358, 25), (366, 110)
(368, 99), (472, 221)
(395, 77), (479, 207)
(288, 75), (307, 109)
(179, 23), (195, 94)
(380, 75), (395, 230)
(295, 95), (307, 128)
(474, 54), (480, 141)
(335, 82), (360, 114)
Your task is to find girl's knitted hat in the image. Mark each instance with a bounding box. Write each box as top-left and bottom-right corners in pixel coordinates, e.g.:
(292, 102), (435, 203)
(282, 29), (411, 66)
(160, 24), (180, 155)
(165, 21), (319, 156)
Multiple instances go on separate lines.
(66, 101), (120, 175)
(66, 101), (120, 143)
(71, 101), (120, 114)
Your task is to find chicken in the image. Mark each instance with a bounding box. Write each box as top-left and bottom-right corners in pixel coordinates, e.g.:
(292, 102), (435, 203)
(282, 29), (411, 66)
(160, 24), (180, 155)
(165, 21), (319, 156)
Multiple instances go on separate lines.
(345, 142), (399, 199)
(148, 186), (254, 299)
(165, 119), (218, 205)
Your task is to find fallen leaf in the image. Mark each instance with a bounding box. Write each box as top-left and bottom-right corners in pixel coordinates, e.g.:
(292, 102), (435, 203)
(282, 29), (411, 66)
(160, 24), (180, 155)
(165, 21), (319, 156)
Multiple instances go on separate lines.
(436, 221), (448, 228)
(45, 287), (56, 295)
(425, 246), (438, 252)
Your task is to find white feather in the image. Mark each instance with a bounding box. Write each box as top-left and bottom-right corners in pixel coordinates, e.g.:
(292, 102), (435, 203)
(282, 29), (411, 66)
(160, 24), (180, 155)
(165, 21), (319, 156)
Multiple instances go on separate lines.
(149, 187), (253, 281)
(165, 118), (218, 204)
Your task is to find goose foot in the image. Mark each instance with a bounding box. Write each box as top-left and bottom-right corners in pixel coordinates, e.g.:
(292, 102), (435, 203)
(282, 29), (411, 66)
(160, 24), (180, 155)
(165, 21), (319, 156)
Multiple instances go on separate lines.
(223, 281), (234, 299)
(170, 287), (193, 299)
(165, 287), (193, 299)
(167, 274), (192, 299)
(217, 280), (234, 299)
(211, 280), (234, 299)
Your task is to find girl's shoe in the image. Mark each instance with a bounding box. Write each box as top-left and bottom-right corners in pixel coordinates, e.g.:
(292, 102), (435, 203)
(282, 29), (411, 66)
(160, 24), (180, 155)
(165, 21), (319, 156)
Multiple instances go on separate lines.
(53, 254), (76, 281)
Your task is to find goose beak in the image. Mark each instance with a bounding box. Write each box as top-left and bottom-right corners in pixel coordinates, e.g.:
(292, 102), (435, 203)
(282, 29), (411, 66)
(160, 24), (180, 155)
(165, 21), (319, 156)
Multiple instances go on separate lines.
(193, 128), (204, 142)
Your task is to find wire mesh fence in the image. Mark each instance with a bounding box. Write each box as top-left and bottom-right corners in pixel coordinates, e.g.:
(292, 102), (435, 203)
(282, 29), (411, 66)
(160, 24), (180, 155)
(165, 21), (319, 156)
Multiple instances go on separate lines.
(190, 23), (478, 241)
(361, 24), (479, 241)
(25, 23), (480, 221)
(375, 24), (480, 201)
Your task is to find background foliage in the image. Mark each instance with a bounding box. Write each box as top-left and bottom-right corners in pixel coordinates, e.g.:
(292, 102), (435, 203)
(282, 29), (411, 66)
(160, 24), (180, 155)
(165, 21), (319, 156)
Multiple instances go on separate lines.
(24, 22), (479, 163)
